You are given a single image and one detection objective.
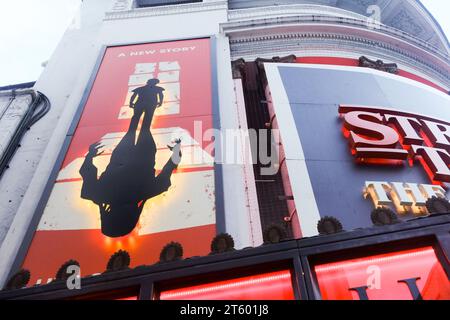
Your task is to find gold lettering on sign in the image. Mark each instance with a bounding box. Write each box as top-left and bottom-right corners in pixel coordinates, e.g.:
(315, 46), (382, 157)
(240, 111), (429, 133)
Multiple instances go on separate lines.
(364, 181), (446, 215)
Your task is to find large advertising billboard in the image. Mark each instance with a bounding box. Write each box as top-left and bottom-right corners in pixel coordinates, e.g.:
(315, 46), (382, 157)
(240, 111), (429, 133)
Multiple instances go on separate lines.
(265, 63), (450, 237)
(21, 38), (219, 285)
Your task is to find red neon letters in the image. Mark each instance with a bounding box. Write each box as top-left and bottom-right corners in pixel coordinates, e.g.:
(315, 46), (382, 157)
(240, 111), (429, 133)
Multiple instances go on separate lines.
(339, 105), (450, 183)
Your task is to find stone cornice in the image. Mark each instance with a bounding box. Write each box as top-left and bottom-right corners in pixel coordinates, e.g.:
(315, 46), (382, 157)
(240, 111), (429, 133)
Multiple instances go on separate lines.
(229, 32), (450, 89)
(408, 0), (450, 54)
(222, 14), (449, 62)
(228, 4), (366, 22)
(104, 0), (228, 20)
(222, 11), (450, 89)
(227, 1), (449, 55)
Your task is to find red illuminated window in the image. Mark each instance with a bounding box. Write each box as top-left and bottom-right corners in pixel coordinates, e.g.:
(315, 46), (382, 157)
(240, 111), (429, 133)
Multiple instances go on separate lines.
(314, 246), (450, 300)
(159, 270), (295, 300)
(71, 288), (139, 300)
(116, 296), (138, 300)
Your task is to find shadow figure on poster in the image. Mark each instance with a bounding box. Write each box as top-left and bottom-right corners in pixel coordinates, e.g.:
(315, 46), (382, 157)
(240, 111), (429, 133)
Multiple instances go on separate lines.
(79, 78), (182, 238)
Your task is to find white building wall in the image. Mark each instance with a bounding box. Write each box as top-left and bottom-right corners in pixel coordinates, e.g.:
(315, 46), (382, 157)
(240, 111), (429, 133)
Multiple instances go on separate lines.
(0, 91), (34, 244)
(0, 0), (113, 287)
(0, 0), (261, 287)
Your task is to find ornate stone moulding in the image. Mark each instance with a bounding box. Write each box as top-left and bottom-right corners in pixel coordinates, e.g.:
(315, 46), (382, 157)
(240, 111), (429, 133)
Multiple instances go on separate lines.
(224, 18), (450, 89)
(358, 56), (398, 74)
(229, 34), (450, 90)
(228, 1), (449, 55)
(104, 0), (228, 20)
(222, 14), (449, 61)
(228, 4), (367, 22)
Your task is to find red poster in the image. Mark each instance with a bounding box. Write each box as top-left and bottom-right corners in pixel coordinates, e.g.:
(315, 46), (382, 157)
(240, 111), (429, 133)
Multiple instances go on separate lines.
(22, 38), (217, 285)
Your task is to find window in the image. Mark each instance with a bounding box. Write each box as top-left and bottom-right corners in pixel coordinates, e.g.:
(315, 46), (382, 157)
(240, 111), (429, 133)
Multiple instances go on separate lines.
(70, 287), (139, 300)
(313, 246), (450, 300)
(158, 269), (296, 300)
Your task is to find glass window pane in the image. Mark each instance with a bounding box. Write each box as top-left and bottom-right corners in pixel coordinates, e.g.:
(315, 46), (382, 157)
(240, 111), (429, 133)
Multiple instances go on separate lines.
(314, 246), (450, 300)
(159, 269), (295, 300)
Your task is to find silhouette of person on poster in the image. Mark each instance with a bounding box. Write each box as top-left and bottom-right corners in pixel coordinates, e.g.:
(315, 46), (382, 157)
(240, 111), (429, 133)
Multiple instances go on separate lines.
(79, 78), (182, 238)
(129, 78), (165, 131)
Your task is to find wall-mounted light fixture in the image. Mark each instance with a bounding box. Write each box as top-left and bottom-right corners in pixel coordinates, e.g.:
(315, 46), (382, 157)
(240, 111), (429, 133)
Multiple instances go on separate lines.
(4, 269), (30, 290)
(371, 207), (399, 226)
(106, 250), (131, 272)
(317, 216), (344, 235)
(159, 242), (183, 263)
(426, 196), (450, 214)
(210, 233), (235, 254)
(55, 260), (80, 282)
(263, 224), (287, 244)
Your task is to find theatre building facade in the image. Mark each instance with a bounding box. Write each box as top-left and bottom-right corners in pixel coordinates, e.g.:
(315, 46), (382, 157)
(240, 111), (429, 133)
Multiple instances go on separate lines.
(0, 0), (449, 300)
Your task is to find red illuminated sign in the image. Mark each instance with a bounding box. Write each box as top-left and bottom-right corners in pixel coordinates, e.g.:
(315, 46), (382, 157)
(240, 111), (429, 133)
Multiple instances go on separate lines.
(314, 246), (450, 300)
(159, 270), (295, 300)
(339, 105), (450, 183)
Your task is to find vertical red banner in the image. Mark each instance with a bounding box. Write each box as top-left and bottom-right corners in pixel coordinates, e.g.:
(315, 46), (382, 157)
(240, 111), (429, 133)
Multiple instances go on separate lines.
(22, 38), (217, 285)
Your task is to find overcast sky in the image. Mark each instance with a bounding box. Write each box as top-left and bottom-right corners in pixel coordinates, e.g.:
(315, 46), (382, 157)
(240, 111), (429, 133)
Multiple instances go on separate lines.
(0, 0), (449, 87)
